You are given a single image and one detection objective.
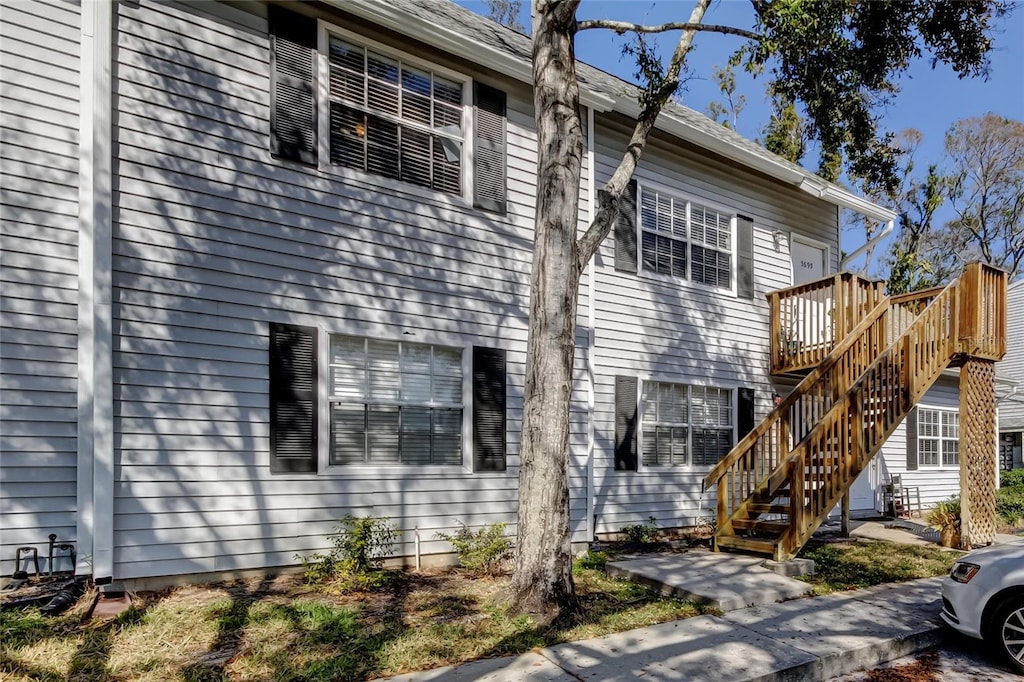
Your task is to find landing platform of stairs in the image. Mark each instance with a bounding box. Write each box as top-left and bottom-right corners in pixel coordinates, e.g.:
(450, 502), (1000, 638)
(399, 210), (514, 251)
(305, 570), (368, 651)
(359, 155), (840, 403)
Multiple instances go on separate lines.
(606, 550), (815, 612)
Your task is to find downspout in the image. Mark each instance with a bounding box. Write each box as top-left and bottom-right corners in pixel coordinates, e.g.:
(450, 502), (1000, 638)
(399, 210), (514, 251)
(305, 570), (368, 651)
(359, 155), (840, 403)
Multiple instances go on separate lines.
(77, 0), (115, 583)
(840, 219), (895, 272)
(585, 105), (596, 542)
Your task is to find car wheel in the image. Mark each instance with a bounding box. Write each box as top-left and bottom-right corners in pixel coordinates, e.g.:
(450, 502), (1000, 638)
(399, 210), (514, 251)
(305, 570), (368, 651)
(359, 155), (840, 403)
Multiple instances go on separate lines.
(991, 595), (1024, 674)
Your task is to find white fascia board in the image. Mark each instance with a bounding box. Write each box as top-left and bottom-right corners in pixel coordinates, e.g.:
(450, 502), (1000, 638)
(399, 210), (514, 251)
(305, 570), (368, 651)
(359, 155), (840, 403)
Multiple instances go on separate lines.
(327, 0), (615, 111)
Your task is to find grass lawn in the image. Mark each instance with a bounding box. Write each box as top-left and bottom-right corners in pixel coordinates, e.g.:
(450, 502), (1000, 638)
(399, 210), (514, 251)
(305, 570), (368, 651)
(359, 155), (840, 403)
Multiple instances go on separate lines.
(797, 539), (962, 596)
(0, 553), (712, 682)
(1, 539), (964, 681)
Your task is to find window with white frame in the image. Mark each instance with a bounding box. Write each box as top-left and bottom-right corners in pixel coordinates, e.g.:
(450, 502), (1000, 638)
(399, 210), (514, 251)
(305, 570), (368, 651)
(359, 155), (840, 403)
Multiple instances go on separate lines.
(639, 185), (733, 288)
(329, 336), (464, 466)
(641, 382), (733, 467)
(326, 35), (465, 195)
(918, 408), (959, 468)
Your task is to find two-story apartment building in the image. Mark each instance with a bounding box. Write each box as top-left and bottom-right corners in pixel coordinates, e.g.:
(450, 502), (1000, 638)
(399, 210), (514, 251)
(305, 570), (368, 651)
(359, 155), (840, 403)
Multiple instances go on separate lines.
(4, 0), (1001, 581)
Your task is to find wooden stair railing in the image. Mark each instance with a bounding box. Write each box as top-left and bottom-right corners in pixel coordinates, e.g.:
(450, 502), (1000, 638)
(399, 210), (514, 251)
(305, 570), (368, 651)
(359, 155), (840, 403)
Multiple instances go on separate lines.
(769, 273), (885, 374)
(705, 263), (1007, 562)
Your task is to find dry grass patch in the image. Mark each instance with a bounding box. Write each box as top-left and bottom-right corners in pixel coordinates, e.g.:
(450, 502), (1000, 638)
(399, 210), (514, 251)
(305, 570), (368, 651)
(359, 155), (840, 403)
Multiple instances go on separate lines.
(1, 557), (711, 681)
(798, 540), (961, 596)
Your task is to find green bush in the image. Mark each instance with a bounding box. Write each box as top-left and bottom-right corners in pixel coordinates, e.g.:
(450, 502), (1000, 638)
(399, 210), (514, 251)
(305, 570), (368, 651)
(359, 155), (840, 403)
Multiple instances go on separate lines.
(621, 516), (659, 544)
(573, 550), (608, 572)
(436, 522), (512, 576)
(1001, 469), (1024, 488)
(997, 485), (1024, 525)
(298, 514), (399, 589)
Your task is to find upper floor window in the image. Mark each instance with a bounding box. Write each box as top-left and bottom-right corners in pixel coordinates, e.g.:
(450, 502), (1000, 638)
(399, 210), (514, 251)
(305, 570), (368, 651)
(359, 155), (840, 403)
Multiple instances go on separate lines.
(639, 185), (733, 289)
(326, 36), (466, 195)
(918, 408), (959, 468)
(268, 6), (507, 212)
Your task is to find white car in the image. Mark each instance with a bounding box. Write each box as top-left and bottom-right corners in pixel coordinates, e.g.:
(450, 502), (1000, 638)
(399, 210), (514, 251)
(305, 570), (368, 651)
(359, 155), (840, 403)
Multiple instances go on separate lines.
(941, 540), (1024, 673)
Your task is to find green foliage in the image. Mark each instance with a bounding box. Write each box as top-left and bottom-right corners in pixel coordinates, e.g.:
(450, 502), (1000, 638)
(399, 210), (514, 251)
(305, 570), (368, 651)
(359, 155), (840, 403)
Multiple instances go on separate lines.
(436, 522), (512, 576)
(298, 514), (398, 589)
(620, 516), (659, 544)
(573, 550), (609, 572)
(997, 486), (1024, 525)
(761, 97), (805, 164)
(927, 496), (962, 534)
(749, 0), (1009, 194)
(1001, 469), (1024, 488)
(706, 63), (746, 130)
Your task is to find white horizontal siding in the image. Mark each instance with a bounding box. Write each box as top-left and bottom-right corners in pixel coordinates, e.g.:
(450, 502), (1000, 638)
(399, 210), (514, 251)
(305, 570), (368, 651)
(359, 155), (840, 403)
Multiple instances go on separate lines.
(999, 282), (1024, 430)
(591, 113), (838, 533)
(0, 0), (81, 576)
(876, 377), (963, 509)
(108, 0), (592, 580)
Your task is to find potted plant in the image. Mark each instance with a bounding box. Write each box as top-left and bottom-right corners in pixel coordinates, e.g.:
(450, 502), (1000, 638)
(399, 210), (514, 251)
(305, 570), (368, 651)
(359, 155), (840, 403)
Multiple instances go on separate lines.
(928, 497), (962, 548)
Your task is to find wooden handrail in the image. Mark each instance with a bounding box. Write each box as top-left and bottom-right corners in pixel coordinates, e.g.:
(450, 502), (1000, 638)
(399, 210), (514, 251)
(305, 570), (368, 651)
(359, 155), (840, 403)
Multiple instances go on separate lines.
(703, 296), (890, 491)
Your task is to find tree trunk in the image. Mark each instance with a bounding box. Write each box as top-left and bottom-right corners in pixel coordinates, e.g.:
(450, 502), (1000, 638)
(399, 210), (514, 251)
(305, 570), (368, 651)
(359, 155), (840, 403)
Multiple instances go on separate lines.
(507, 0), (584, 623)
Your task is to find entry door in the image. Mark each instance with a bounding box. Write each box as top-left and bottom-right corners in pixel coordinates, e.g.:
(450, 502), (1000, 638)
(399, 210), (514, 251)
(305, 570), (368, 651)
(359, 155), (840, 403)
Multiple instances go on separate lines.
(791, 236), (828, 286)
(790, 237), (831, 346)
(848, 465), (876, 511)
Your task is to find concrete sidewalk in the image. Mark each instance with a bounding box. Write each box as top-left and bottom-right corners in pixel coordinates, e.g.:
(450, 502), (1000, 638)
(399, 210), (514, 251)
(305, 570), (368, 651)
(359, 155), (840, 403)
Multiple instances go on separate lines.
(380, 577), (947, 681)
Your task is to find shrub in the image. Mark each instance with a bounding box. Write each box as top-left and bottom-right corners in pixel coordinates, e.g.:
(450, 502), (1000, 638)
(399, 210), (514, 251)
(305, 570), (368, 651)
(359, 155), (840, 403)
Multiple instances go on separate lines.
(997, 485), (1024, 525)
(573, 550), (608, 572)
(1001, 469), (1024, 489)
(436, 522), (512, 576)
(621, 516), (659, 544)
(298, 514), (399, 589)
(927, 497), (961, 547)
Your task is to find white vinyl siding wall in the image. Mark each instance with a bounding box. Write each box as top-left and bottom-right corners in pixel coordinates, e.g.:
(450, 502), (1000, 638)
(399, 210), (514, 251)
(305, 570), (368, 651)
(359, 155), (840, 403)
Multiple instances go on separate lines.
(876, 376), (963, 508)
(0, 0), (81, 577)
(108, 0), (591, 579)
(999, 282), (1024, 431)
(591, 114), (840, 533)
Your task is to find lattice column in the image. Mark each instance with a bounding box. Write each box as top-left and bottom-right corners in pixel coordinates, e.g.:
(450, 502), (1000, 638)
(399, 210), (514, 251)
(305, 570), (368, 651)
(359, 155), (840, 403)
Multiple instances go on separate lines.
(959, 358), (998, 548)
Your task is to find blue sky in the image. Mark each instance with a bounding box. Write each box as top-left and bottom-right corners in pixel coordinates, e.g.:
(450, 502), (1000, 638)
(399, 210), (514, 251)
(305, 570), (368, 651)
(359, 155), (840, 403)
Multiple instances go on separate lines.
(457, 0), (1023, 270)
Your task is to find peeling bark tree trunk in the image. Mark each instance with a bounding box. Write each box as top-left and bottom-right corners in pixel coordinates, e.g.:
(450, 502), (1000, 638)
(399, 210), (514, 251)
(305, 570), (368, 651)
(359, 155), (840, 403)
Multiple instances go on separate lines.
(508, 0), (585, 622)
(509, 0), (711, 622)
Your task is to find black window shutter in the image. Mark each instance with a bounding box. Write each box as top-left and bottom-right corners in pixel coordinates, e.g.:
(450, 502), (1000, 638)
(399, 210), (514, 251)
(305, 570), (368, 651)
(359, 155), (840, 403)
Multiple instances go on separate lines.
(473, 347), (507, 471)
(473, 83), (507, 214)
(614, 376), (638, 471)
(738, 387), (755, 438)
(269, 323), (318, 473)
(737, 215), (754, 299)
(269, 5), (317, 165)
(906, 407), (918, 471)
(614, 180), (638, 274)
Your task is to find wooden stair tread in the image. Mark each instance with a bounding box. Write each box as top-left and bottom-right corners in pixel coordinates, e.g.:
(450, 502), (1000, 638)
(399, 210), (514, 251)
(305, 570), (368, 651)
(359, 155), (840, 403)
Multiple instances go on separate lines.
(731, 518), (790, 534)
(747, 503), (789, 515)
(715, 535), (777, 556)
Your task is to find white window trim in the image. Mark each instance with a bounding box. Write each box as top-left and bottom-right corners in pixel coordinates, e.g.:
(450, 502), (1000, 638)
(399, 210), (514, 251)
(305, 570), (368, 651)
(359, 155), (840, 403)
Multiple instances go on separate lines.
(635, 179), (738, 296)
(317, 327), (474, 475)
(315, 19), (474, 204)
(917, 405), (960, 471)
(636, 376), (738, 472)
(789, 232), (833, 285)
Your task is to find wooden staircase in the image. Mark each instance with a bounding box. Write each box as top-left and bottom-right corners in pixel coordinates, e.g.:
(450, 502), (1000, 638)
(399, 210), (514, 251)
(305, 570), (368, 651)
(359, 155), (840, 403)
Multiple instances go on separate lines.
(704, 263), (1007, 561)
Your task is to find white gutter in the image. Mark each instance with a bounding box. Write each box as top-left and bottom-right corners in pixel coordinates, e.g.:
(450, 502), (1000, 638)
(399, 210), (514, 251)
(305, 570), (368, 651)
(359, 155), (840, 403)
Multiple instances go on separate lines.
(840, 219), (895, 271)
(77, 0), (115, 583)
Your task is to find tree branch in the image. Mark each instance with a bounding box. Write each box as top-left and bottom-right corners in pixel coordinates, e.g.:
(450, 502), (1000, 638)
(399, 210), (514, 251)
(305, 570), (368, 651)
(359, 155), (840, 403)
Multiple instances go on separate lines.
(576, 18), (761, 42)
(576, 0), (714, 269)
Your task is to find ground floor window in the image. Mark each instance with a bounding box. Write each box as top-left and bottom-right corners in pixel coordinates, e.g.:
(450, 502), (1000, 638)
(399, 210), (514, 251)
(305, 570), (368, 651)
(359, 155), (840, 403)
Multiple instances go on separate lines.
(641, 382), (733, 467)
(328, 336), (464, 465)
(917, 407), (959, 468)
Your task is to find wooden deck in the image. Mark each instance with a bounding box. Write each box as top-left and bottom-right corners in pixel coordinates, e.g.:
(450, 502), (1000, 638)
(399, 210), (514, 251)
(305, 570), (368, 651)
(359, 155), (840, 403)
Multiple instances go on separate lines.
(707, 263), (1007, 561)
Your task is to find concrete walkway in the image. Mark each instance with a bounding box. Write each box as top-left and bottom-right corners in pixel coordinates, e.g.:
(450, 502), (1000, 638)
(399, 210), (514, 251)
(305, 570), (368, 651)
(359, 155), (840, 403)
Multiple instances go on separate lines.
(380, 577), (947, 681)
